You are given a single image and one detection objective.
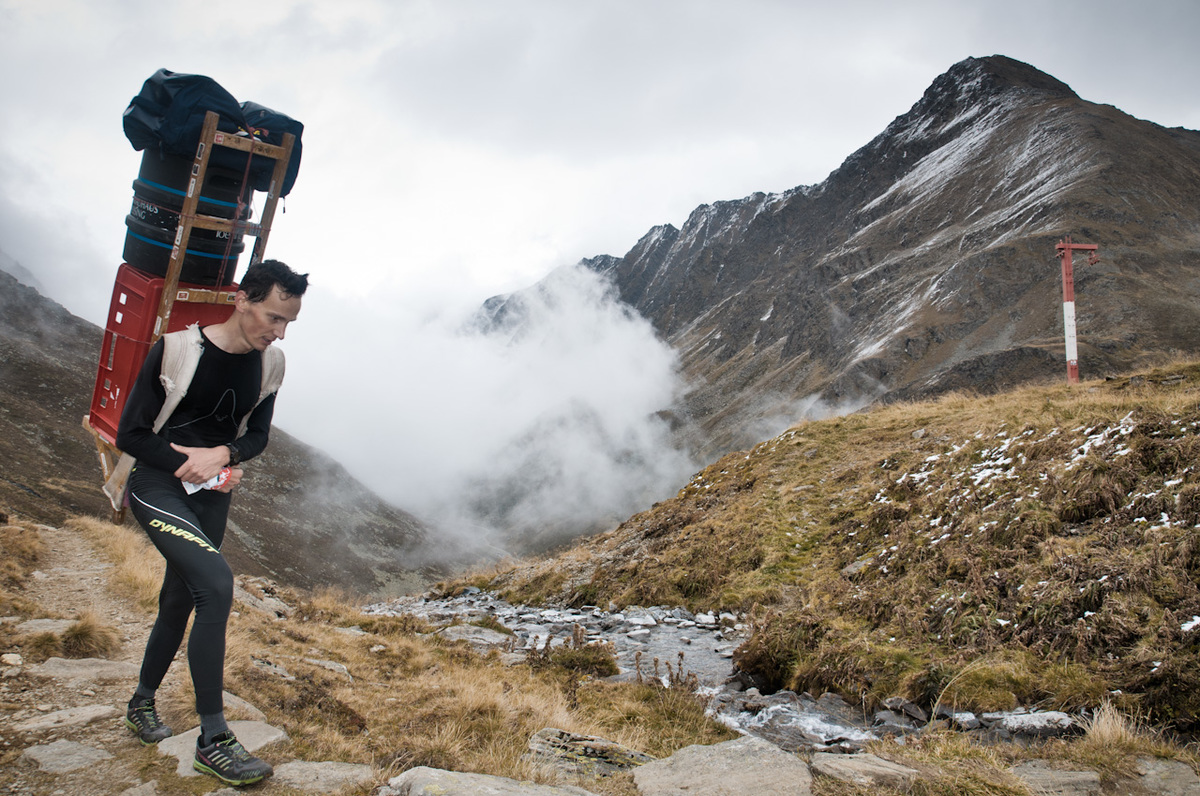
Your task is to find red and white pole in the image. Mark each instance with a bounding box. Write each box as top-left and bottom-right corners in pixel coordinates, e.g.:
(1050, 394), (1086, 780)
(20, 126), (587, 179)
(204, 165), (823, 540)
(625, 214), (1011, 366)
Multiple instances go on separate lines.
(1054, 236), (1099, 385)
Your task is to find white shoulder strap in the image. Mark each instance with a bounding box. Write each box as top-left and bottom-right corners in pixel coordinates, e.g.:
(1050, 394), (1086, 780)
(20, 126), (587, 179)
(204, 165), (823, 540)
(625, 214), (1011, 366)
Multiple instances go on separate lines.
(237, 344), (285, 438)
(155, 324), (204, 432)
(261, 345), (286, 401)
(103, 325), (204, 510)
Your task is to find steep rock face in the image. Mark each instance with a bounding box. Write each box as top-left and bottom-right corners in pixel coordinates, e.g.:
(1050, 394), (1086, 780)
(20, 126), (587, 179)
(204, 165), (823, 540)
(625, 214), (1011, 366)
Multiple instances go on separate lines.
(594, 55), (1200, 457)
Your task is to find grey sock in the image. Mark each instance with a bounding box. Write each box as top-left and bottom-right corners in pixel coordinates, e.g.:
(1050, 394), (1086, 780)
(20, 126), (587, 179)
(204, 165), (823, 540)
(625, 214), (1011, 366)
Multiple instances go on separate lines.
(130, 684), (156, 708)
(199, 712), (229, 746)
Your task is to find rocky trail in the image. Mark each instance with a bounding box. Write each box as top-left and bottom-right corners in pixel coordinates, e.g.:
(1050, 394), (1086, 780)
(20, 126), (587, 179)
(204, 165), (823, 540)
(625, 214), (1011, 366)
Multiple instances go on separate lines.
(0, 523), (374, 796)
(5, 522), (1200, 795)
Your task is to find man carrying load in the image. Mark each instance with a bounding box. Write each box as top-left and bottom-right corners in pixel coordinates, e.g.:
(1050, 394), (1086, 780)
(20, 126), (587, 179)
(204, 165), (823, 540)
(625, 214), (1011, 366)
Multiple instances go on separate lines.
(115, 259), (306, 787)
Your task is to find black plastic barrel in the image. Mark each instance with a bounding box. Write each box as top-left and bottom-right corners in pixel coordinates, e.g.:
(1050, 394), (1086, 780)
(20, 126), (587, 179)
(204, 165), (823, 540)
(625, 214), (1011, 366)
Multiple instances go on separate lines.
(122, 151), (249, 286)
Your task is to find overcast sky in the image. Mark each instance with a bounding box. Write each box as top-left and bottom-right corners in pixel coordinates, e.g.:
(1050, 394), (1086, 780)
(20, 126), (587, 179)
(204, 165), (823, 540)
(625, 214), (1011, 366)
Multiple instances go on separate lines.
(2, 0), (1198, 550)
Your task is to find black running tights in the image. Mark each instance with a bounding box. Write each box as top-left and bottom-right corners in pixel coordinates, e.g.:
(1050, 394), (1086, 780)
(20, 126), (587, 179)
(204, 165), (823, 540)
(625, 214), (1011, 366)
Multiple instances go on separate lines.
(128, 466), (234, 716)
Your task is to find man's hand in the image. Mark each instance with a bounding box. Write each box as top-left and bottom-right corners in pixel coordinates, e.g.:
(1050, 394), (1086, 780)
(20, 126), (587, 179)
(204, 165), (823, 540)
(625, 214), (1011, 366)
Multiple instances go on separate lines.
(171, 443), (232, 484)
(214, 467), (243, 493)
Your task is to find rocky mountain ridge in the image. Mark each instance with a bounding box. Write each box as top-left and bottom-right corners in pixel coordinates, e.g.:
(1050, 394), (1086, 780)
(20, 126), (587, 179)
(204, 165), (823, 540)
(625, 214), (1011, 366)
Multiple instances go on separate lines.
(545, 55), (1200, 459)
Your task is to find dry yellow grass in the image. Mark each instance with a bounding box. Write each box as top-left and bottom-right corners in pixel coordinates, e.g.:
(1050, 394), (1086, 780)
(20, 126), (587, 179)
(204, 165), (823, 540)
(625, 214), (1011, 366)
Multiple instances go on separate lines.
(64, 515), (164, 611)
(808, 731), (1034, 796)
(1082, 701), (1145, 749)
(212, 584), (729, 791)
(2, 519), (123, 662)
(153, 583), (1199, 796)
(20, 632), (64, 662)
(0, 520), (44, 572)
(61, 609), (121, 658)
(1052, 701), (1191, 779)
(0, 519), (45, 616)
(32, 511), (728, 792)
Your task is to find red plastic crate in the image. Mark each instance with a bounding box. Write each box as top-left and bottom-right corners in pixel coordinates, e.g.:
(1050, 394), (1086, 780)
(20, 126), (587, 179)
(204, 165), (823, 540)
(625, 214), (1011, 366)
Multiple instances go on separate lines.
(88, 264), (238, 445)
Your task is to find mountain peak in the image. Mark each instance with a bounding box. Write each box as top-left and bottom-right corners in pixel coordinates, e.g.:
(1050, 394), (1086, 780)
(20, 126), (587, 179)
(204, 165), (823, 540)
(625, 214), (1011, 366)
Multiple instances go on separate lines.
(940, 55), (1077, 100)
(828, 55), (1082, 194)
(886, 55), (1077, 142)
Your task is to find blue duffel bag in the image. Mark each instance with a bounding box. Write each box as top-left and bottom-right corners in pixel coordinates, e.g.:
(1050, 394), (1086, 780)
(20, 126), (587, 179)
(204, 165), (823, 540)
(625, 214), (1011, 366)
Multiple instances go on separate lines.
(122, 69), (303, 197)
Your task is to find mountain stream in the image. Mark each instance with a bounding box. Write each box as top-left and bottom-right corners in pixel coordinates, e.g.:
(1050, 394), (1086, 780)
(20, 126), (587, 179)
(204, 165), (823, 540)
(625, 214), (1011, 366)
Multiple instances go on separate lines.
(363, 589), (882, 751)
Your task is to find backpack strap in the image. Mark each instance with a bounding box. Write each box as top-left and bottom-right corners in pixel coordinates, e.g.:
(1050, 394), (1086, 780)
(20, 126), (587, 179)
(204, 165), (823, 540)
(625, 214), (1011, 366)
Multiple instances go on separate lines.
(238, 344), (285, 437)
(103, 325), (206, 511)
(156, 324), (204, 432)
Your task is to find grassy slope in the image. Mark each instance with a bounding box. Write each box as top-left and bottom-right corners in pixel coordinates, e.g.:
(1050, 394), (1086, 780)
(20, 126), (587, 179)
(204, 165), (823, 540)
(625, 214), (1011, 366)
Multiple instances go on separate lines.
(489, 361), (1200, 732)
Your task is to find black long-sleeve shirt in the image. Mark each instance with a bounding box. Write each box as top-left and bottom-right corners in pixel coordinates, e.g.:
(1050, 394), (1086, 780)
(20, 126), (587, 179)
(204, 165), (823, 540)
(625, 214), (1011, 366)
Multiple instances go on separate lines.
(115, 328), (276, 474)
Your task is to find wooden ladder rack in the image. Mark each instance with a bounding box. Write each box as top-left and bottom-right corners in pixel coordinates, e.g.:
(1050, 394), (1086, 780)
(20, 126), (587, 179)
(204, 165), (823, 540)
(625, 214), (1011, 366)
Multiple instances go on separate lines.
(152, 110), (296, 342)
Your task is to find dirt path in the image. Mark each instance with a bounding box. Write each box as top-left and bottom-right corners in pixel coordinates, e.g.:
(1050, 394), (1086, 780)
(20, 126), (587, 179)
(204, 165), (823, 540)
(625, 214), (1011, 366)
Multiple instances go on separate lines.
(1, 523), (191, 795)
(25, 523), (153, 659)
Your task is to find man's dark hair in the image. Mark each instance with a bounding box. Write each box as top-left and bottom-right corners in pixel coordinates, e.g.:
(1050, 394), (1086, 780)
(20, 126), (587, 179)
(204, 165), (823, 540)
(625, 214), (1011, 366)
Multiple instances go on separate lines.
(240, 259), (309, 302)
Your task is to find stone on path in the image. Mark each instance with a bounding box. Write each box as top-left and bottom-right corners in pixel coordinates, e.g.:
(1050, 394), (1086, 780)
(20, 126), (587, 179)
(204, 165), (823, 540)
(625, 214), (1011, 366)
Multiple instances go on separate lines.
(21, 739), (113, 773)
(633, 735), (812, 796)
(274, 760), (375, 793)
(14, 703), (120, 732)
(234, 579), (294, 619)
(223, 689), (268, 721)
(14, 618), (76, 636)
(1136, 757), (1200, 796)
(303, 656), (353, 680)
(1009, 760), (1102, 796)
(30, 656), (140, 682)
(377, 765), (598, 795)
(526, 727), (655, 777)
(119, 783), (158, 796)
(157, 720), (288, 777)
(811, 751), (919, 790)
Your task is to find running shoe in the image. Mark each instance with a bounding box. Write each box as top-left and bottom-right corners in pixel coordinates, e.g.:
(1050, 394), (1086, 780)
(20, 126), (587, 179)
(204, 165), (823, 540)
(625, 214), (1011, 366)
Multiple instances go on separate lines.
(124, 698), (173, 745)
(194, 731), (274, 786)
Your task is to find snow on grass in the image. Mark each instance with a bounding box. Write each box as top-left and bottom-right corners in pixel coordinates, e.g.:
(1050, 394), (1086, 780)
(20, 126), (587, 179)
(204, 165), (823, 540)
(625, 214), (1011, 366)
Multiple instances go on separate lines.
(1066, 413), (1136, 470)
(863, 415), (1177, 569)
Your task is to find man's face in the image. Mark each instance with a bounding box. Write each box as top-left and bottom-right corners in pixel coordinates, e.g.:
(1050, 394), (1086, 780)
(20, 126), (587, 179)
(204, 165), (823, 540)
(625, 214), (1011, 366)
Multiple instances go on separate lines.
(235, 285), (302, 351)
